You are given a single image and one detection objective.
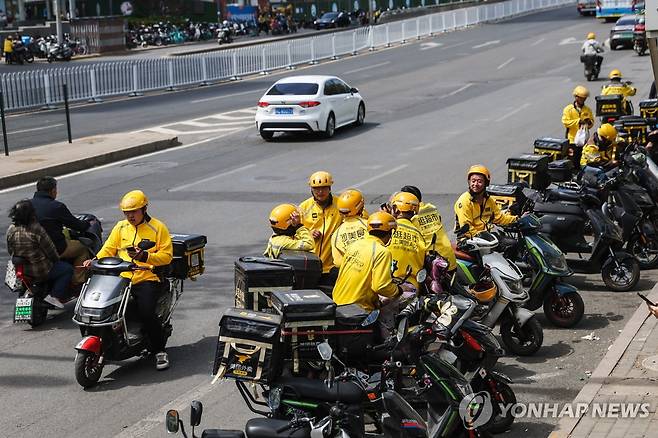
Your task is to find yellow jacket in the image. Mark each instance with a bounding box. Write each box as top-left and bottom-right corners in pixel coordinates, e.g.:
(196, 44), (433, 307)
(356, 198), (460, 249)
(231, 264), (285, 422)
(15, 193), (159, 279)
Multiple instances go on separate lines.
(299, 195), (342, 273)
(96, 215), (173, 284)
(601, 82), (636, 99)
(263, 226), (314, 258)
(454, 191), (516, 238)
(389, 218), (427, 288)
(332, 235), (399, 311)
(331, 216), (368, 268)
(411, 202), (457, 270)
(580, 143), (615, 167)
(561, 103), (594, 143)
(3, 39), (12, 53)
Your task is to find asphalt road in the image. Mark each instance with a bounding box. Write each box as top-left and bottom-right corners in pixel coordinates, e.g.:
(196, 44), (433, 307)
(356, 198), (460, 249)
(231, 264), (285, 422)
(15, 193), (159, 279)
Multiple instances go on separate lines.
(0, 5), (656, 438)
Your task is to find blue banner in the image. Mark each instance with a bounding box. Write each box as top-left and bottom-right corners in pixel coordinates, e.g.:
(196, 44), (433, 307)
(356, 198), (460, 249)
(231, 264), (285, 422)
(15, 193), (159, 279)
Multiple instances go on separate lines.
(226, 5), (256, 23)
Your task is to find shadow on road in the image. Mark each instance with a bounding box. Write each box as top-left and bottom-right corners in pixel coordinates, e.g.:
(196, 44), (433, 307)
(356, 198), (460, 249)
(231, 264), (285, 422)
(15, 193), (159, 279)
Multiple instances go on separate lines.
(514, 340), (575, 365)
(0, 373), (70, 387)
(267, 121), (381, 143)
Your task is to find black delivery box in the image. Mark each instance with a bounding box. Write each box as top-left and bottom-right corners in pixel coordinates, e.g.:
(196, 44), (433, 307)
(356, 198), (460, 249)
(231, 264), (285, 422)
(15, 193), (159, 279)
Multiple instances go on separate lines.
(533, 137), (569, 161)
(277, 250), (322, 289)
(596, 94), (624, 118)
(170, 233), (207, 279)
(506, 154), (550, 190)
(271, 289), (336, 322)
(234, 257), (294, 311)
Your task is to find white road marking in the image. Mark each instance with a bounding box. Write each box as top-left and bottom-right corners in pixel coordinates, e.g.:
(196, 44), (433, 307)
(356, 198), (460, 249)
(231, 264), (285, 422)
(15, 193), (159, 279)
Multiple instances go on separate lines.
(343, 61), (391, 75)
(169, 163), (257, 192)
(559, 37), (580, 45)
(441, 83), (473, 98)
(190, 89), (262, 104)
(148, 126), (245, 135)
(0, 128), (252, 194)
(472, 40), (500, 49)
(495, 102), (531, 122)
(441, 41), (468, 50)
(497, 57), (515, 70)
(420, 41), (442, 50)
(344, 164), (408, 190)
(530, 37), (546, 47)
(8, 124), (64, 135)
(206, 113), (255, 121)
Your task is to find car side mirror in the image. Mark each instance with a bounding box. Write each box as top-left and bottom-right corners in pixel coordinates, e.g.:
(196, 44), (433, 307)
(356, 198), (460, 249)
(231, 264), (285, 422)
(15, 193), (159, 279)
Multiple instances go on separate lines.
(350, 87), (358, 94)
(191, 400), (203, 427)
(165, 410), (180, 434)
(138, 239), (156, 251)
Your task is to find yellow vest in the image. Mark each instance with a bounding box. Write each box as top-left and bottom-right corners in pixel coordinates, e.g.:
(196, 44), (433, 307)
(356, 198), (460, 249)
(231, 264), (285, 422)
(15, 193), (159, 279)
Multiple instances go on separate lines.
(299, 196), (342, 273)
(331, 216), (368, 267)
(264, 226), (314, 258)
(388, 218), (427, 288)
(561, 103), (594, 143)
(454, 191), (516, 238)
(411, 202), (457, 270)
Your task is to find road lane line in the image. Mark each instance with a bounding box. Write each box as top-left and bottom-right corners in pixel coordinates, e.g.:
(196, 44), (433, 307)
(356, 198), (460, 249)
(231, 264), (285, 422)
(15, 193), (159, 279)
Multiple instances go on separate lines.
(495, 103), (531, 122)
(344, 61), (391, 75)
(497, 57), (515, 70)
(8, 124), (64, 135)
(441, 41), (468, 50)
(169, 163), (257, 192)
(530, 37), (545, 47)
(190, 89), (262, 104)
(472, 40), (500, 49)
(345, 164), (408, 190)
(206, 113), (255, 120)
(0, 128), (253, 194)
(441, 83), (473, 98)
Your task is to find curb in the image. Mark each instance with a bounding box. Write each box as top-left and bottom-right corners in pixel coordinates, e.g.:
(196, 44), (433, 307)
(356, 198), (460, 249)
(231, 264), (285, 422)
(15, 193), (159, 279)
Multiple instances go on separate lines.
(0, 135), (179, 190)
(548, 284), (658, 438)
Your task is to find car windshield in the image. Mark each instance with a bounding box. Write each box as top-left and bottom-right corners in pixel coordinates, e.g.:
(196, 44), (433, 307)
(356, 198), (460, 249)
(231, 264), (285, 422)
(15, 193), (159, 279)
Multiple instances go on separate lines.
(321, 12), (339, 19)
(267, 83), (319, 95)
(616, 17), (637, 26)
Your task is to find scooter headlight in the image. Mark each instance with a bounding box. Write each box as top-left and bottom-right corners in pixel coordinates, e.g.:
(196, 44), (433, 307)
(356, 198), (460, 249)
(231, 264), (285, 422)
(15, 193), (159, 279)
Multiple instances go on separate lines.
(504, 278), (525, 296)
(79, 302), (120, 323)
(545, 252), (569, 273)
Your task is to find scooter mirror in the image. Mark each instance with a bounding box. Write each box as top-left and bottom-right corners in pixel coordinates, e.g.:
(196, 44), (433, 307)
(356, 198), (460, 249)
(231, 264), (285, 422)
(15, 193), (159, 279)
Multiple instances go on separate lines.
(317, 341), (333, 361)
(165, 410), (180, 433)
(190, 400), (203, 427)
(416, 269), (427, 283)
(138, 239), (156, 251)
(397, 317), (408, 342)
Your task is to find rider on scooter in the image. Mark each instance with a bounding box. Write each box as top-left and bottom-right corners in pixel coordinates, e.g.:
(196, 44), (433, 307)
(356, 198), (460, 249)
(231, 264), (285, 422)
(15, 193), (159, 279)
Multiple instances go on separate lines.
(580, 123), (618, 169)
(388, 191), (427, 290)
(83, 190), (173, 370)
(581, 32), (604, 71)
(263, 203), (314, 258)
(454, 165), (517, 238)
(601, 69), (636, 115)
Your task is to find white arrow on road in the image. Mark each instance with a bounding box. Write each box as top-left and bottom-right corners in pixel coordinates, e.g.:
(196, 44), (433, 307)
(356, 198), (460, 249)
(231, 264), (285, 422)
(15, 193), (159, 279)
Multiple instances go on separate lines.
(420, 41), (442, 50)
(472, 40), (500, 49)
(559, 37), (581, 45)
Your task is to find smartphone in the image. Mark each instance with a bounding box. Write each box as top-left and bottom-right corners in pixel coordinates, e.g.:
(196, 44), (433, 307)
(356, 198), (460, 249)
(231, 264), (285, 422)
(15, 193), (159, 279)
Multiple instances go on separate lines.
(637, 292), (656, 307)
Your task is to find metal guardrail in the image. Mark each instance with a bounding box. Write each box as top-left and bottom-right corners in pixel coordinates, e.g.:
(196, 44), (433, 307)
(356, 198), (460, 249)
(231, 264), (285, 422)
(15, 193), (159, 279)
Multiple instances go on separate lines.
(0, 0), (573, 111)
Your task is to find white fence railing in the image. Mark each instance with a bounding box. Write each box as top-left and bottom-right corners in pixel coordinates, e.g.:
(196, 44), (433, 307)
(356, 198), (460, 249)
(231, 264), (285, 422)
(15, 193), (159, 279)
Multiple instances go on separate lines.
(0, 0), (572, 111)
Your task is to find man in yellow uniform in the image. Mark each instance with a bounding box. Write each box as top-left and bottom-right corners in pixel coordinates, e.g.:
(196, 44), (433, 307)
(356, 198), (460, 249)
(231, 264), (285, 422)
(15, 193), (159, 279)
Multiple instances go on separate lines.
(3, 36), (12, 64)
(331, 189), (368, 267)
(85, 190), (173, 370)
(601, 69), (636, 115)
(400, 185), (457, 272)
(562, 85), (594, 166)
(264, 203), (314, 258)
(580, 123), (618, 168)
(454, 165), (517, 238)
(333, 211), (401, 311)
(388, 191), (427, 289)
(300, 171), (342, 285)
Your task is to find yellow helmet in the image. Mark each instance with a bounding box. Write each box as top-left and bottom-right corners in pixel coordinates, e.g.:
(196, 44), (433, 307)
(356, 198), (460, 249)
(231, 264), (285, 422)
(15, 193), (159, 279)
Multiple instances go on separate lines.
(367, 211), (397, 233)
(308, 171), (333, 188)
(467, 165), (491, 183)
(269, 203), (297, 230)
(573, 85), (590, 99)
(337, 189), (364, 217)
(119, 190), (148, 211)
(587, 32), (596, 40)
(597, 123), (618, 142)
(391, 191), (420, 213)
(609, 69), (622, 80)
(468, 280), (497, 303)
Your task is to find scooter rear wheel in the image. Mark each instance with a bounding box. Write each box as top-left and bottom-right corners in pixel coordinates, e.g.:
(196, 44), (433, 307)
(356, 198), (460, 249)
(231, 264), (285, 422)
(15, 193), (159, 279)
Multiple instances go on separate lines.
(74, 350), (104, 388)
(28, 302), (48, 327)
(627, 235), (658, 270)
(500, 316), (543, 356)
(601, 253), (640, 292)
(543, 289), (584, 328)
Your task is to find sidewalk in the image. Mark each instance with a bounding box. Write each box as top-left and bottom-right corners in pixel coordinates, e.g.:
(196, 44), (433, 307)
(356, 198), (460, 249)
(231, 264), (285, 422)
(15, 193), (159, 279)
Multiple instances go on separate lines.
(550, 285), (658, 438)
(0, 131), (178, 190)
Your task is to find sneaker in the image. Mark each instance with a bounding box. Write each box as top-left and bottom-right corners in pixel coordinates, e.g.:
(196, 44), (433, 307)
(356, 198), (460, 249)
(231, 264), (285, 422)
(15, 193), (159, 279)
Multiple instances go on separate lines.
(43, 295), (64, 309)
(155, 352), (169, 370)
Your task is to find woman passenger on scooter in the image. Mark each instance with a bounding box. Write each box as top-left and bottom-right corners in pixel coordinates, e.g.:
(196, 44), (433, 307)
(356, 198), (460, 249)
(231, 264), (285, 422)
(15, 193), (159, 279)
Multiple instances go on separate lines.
(6, 200), (73, 309)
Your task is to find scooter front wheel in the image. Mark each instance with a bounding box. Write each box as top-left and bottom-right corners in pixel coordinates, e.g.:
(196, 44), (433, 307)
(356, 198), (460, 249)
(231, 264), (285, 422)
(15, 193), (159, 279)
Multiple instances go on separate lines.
(601, 253), (640, 292)
(500, 316), (543, 356)
(627, 234), (658, 270)
(74, 350), (104, 388)
(543, 289), (584, 328)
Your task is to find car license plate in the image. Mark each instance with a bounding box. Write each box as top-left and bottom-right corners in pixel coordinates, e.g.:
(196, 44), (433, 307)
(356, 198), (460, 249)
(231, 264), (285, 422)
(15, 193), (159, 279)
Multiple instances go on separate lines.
(275, 107), (293, 115)
(622, 32), (633, 38)
(14, 297), (33, 321)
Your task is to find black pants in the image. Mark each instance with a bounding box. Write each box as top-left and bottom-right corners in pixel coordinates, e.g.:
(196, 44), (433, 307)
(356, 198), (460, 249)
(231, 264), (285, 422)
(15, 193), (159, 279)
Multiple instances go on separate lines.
(131, 281), (166, 352)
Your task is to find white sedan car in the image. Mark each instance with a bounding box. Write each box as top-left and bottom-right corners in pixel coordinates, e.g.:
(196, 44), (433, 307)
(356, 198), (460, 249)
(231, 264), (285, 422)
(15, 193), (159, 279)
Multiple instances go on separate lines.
(255, 75), (366, 141)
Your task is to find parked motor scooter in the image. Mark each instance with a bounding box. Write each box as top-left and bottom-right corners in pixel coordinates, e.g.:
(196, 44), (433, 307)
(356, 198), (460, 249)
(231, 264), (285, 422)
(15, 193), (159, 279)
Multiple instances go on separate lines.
(217, 26), (233, 45)
(47, 42), (73, 62)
